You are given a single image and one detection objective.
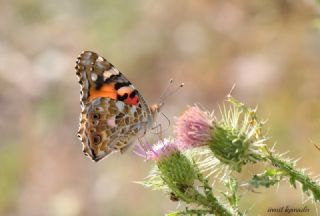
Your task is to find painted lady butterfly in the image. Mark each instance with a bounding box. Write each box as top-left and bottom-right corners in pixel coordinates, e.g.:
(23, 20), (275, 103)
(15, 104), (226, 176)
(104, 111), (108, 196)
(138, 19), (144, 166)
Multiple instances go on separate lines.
(75, 51), (161, 162)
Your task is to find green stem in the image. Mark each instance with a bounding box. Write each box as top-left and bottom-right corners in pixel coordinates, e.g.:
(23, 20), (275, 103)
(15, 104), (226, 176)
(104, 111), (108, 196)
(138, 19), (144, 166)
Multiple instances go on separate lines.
(164, 177), (233, 215)
(251, 147), (320, 202)
(187, 187), (233, 216)
(265, 154), (320, 202)
(199, 176), (233, 215)
(168, 209), (214, 216)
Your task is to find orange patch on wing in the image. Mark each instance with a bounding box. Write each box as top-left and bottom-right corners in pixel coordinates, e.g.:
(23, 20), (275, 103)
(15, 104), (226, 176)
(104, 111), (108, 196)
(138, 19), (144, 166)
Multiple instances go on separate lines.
(89, 83), (117, 101)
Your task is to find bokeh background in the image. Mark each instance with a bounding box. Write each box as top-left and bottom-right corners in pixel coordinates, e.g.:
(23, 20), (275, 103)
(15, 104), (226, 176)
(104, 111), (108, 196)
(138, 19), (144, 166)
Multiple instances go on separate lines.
(1, 0), (320, 215)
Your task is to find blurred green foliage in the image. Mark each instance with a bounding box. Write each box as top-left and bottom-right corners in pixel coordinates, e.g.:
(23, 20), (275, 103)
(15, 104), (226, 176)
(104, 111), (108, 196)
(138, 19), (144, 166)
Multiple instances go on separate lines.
(0, 144), (22, 213)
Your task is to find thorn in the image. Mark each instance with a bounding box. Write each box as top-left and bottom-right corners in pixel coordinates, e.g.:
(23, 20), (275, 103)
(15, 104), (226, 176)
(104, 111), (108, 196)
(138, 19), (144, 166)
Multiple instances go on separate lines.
(228, 83), (236, 97)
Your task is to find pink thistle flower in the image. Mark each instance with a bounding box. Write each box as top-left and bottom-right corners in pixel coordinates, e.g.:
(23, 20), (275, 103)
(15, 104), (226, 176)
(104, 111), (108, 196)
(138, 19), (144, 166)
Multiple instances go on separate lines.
(134, 138), (179, 161)
(175, 105), (214, 149)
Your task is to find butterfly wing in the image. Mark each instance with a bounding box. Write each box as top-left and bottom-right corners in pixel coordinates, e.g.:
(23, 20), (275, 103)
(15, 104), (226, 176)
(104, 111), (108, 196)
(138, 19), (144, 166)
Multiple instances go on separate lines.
(75, 51), (153, 161)
(79, 98), (150, 161)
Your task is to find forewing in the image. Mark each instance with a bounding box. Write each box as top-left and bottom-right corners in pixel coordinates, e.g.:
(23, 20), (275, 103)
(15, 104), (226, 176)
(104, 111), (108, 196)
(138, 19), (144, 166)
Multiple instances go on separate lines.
(75, 51), (143, 106)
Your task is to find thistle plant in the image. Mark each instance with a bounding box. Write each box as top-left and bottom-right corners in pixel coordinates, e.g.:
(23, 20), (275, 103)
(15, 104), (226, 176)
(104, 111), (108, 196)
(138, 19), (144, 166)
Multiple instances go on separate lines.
(136, 95), (320, 215)
(136, 139), (236, 215)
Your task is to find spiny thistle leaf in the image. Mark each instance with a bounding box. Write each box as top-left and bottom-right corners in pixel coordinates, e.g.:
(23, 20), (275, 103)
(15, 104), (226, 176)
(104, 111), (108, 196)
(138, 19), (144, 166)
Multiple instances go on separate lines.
(266, 153), (320, 202)
(249, 169), (283, 188)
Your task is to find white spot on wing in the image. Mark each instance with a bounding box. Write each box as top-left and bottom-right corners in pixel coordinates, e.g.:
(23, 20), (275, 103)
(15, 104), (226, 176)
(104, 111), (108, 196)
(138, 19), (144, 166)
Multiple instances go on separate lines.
(81, 59), (91, 65)
(91, 73), (98, 81)
(130, 106), (137, 113)
(107, 116), (116, 128)
(103, 71), (113, 80)
(115, 101), (124, 112)
(97, 56), (104, 62)
(110, 67), (120, 75)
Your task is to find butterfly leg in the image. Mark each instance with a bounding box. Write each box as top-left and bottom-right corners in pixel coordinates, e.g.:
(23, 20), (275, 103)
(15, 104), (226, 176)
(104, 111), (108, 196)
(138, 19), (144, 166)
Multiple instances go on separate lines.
(151, 123), (164, 140)
(158, 123), (163, 140)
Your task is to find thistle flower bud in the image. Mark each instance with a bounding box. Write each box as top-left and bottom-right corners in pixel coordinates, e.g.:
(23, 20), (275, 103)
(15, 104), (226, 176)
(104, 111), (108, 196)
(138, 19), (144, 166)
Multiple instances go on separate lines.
(174, 105), (214, 149)
(139, 138), (197, 188)
(158, 150), (197, 188)
(145, 138), (179, 161)
(207, 98), (267, 171)
(174, 99), (267, 172)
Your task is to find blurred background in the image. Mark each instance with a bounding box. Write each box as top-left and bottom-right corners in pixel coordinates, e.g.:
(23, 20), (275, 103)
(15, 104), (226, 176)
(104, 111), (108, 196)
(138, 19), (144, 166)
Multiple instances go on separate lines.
(1, 0), (320, 215)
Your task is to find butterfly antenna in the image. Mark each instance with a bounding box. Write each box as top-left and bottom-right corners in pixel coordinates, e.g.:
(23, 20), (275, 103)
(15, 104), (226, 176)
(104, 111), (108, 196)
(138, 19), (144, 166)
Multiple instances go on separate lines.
(158, 78), (174, 103)
(150, 79), (184, 136)
(159, 82), (184, 105)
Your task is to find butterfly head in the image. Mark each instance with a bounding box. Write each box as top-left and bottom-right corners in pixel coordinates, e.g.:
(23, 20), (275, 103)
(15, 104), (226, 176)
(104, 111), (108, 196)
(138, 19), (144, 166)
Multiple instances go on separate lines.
(150, 102), (164, 118)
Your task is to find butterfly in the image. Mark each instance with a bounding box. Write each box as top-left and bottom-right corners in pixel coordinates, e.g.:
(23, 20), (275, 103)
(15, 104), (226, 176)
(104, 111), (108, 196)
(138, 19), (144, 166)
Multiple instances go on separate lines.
(75, 51), (162, 162)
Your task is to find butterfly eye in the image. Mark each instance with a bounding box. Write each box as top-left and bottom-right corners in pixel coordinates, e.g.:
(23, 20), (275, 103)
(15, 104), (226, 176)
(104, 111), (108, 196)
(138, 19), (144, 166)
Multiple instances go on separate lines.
(93, 135), (101, 145)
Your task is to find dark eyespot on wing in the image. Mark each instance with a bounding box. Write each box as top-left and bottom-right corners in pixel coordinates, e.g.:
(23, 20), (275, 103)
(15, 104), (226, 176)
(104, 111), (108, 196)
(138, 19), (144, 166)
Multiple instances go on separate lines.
(129, 90), (137, 98)
(93, 135), (101, 145)
(115, 112), (125, 125)
(117, 93), (128, 101)
(95, 75), (105, 90)
(115, 82), (131, 90)
(104, 71), (128, 84)
(104, 74), (117, 84)
(93, 113), (100, 120)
